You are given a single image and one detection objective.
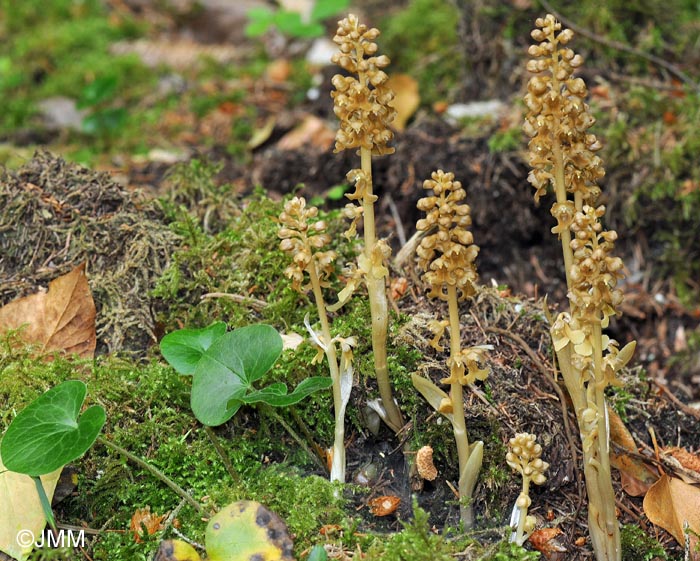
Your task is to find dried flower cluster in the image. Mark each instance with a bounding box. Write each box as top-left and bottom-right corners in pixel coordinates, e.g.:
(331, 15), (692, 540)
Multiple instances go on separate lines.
(331, 14), (396, 156)
(524, 14), (636, 561)
(279, 197), (353, 483)
(416, 170), (479, 301)
(330, 14), (403, 434)
(506, 433), (549, 545)
(278, 197), (336, 293)
(524, 14), (602, 207)
(412, 169), (488, 528)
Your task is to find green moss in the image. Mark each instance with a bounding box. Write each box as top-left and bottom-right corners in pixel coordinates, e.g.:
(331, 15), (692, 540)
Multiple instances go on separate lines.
(481, 540), (541, 560)
(380, 0), (464, 105)
(363, 501), (471, 561)
(620, 523), (668, 561)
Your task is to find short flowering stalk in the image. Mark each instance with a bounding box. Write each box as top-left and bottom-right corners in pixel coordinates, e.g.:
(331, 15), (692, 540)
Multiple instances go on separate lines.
(524, 15), (636, 561)
(279, 197), (354, 483)
(506, 433), (549, 545)
(411, 170), (489, 528)
(331, 14), (403, 434)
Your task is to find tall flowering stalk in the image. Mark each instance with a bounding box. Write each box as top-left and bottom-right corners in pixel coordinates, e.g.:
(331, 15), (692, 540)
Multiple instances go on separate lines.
(279, 197), (355, 483)
(330, 15), (403, 433)
(411, 170), (490, 528)
(524, 15), (636, 561)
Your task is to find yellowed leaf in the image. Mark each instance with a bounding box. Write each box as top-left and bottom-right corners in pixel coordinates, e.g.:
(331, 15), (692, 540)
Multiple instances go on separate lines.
(643, 474), (700, 548)
(0, 453), (61, 561)
(386, 74), (420, 132)
(609, 408), (658, 496)
(277, 114), (335, 151)
(0, 264), (96, 357)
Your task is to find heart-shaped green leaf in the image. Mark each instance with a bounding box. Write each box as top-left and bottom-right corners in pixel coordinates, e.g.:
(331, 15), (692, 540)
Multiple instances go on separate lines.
(190, 325), (283, 426)
(227, 324), (283, 384)
(160, 321), (227, 375)
(1, 381), (106, 477)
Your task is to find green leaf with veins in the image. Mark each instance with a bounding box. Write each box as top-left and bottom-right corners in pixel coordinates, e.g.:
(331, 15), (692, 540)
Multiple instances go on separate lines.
(1, 381), (105, 476)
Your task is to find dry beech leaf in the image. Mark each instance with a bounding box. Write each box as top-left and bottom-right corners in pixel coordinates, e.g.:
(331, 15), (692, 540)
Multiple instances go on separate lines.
(130, 506), (166, 543)
(0, 263), (96, 357)
(664, 447), (700, 474)
(528, 527), (567, 559)
(643, 474), (700, 547)
(277, 114), (335, 151)
(368, 495), (400, 516)
(609, 408), (658, 496)
(386, 74), (420, 132)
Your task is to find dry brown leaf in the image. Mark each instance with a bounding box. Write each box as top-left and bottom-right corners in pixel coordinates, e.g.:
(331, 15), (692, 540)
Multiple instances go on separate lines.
(665, 447), (700, 473)
(643, 474), (700, 548)
(609, 408), (658, 496)
(368, 495), (400, 516)
(528, 528), (567, 559)
(130, 506), (166, 543)
(0, 263), (96, 357)
(386, 74), (420, 132)
(277, 115), (335, 151)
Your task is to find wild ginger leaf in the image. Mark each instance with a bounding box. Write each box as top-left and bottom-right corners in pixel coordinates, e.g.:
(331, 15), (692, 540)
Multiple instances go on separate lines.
(160, 321), (227, 375)
(1, 380), (105, 476)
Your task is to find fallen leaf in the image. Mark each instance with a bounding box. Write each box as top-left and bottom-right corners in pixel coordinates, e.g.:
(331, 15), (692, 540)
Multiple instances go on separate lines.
(276, 114), (335, 151)
(247, 116), (277, 149)
(368, 495), (400, 516)
(643, 474), (700, 547)
(0, 454), (61, 561)
(609, 408), (658, 496)
(130, 506), (166, 543)
(0, 263), (96, 357)
(206, 501), (293, 561)
(528, 528), (567, 559)
(154, 539), (202, 561)
(386, 74), (420, 132)
(266, 59), (291, 83)
(664, 447), (700, 474)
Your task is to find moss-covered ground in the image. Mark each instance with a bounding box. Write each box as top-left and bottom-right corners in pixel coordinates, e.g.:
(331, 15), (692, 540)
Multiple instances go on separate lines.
(2, 1), (700, 560)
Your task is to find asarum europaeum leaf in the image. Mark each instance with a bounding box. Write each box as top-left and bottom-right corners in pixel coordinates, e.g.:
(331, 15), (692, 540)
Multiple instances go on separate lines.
(1, 380), (105, 476)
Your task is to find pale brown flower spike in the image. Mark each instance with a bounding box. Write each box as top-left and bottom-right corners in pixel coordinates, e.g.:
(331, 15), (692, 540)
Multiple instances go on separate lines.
(331, 15), (403, 434)
(411, 170), (489, 528)
(279, 197), (354, 483)
(506, 433), (549, 545)
(524, 15), (636, 561)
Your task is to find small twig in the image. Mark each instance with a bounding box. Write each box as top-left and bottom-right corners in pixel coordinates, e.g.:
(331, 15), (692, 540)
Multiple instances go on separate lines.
(204, 425), (240, 483)
(538, 0), (698, 90)
(97, 436), (205, 514)
(384, 193), (406, 247)
(200, 292), (267, 310)
(651, 379), (700, 420)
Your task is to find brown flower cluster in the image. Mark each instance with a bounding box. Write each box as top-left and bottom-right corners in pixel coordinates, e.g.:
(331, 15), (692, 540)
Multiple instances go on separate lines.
(523, 14), (603, 209)
(278, 197), (336, 292)
(331, 14), (396, 156)
(569, 206), (625, 324)
(416, 170), (479, 301)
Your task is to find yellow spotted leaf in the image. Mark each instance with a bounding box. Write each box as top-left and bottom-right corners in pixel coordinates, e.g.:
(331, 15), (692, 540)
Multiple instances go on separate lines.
(154, 540), (202, 561)
(206, 501), (293, 561)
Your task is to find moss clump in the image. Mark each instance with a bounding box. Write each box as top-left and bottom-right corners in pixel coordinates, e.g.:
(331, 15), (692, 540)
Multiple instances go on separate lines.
(620, 524), (668, 561)
(363, 501), (472, 561)
(380, 0), (464, 105)
(0, 152), (180, 354)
